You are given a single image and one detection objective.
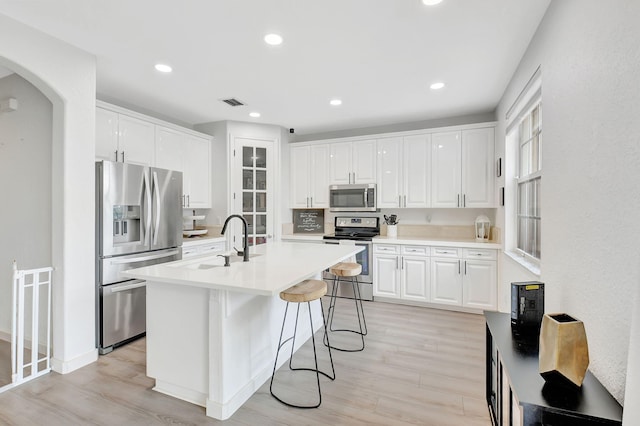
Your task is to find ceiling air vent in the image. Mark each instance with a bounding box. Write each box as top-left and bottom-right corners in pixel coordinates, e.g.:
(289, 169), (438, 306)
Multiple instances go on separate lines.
(221, 98), (245, 107)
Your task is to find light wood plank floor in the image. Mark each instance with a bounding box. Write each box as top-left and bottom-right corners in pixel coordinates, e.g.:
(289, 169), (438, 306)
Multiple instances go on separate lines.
(0, 300), (491, 425)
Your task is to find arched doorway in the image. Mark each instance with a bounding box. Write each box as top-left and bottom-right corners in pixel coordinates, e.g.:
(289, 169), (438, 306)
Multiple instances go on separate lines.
(0, 67), (53, 388)
(1, 13), (98, 380)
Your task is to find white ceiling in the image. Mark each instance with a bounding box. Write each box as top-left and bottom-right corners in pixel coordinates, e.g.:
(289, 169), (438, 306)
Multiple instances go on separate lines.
(0, 0), (550, 136)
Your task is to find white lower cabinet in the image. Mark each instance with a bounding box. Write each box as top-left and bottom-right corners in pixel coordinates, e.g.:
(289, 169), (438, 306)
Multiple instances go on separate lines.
(430, 256), (463, 306)
(431, 247), (497, 310)
(373, 244), (429, 302)
(375, 243), (497, 311)
(373, 254), (401, 298)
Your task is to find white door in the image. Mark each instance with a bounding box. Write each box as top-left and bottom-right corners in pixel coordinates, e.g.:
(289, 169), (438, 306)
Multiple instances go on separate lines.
(234, 138), (275, 248)
(401, 256), (430, 301)
(290, 145), (311, 208)
(430, 257), (462, 306)
(403, 134), (431, 208)
(462, 259), (497, 310)
(431, 131), (461, 208)
(462, 127), (495, 208)
(373, 255), (400, 298)
(352, 139), (377, 183)
(376, 137), (402, 208)
(309, 144), (330, 208)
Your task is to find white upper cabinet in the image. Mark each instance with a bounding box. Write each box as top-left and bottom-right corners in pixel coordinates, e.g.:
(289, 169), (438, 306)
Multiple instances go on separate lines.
(155, 125), (211, 208)
(290, 144), (329, 208)
(377, 137), (403, 208)
(96, 107), (155, 166)
(329, 140), (376, 185)
(431, 131), (462, 208)
(95, 108), (119, 162)
(377, 134), (430, 208)
(97, 103), (212, 209)
(431, 127), (495, 208)
(183, 134), (211, 208)
(462, 127), (495, 208)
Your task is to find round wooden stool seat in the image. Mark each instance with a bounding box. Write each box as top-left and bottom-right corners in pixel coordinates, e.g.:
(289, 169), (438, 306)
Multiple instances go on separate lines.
(329, 262), (362, 277)
(280, 279), (327, 303)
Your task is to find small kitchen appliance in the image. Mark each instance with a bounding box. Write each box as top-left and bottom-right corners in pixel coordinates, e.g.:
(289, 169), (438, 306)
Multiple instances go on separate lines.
(475, 215), (491, 242)
(511, 281), (545, 337)
(329, 184), (377, 212)
(322, 216), (380, 300)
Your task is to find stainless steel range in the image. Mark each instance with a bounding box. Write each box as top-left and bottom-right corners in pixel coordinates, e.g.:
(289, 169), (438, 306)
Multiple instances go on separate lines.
(323, 216), (380, 301)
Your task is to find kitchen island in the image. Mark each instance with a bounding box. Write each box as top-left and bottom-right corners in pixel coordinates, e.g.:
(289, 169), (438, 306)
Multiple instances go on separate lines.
(121, 241), (363, 420)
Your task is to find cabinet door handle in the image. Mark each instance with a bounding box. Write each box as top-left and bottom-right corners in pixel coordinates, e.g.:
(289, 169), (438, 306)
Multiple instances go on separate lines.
(114, 150), (118, 162)
(121, 151), (125, 163)
(186, 194), (190, 207)
(458, 260), (461, 274)
(463, 194), (466, 207)
(457, 194), (460, 208)
(398, 195), (401, 207)
(464, 261), (467, 275)
(310, 196), (313, 207)
(403, 195), (406, 208)
(353, 172), (356, 183)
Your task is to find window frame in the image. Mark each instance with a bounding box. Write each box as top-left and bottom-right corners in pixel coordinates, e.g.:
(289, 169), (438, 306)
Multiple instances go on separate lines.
(515, 100), (542, 264)
(505, 68), (542, 275)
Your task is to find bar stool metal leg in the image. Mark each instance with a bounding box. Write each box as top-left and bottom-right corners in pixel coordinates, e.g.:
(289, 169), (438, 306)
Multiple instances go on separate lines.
(323, 275), (366, 352)
(270, 298), (335, 409)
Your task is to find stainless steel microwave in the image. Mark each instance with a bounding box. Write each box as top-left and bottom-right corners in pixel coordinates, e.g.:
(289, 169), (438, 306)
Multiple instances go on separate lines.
(329, 184), (377, 212)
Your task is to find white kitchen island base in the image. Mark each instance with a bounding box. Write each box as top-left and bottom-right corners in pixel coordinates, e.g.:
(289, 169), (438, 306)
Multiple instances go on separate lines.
(123, 242), (363, 420)
(147, 280), (322, 420)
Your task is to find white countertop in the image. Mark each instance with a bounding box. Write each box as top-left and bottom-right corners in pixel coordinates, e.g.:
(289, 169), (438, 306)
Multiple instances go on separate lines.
(280, 234), (325, 241)
(373, 235), (502, 249)
(122, 241), (363, 296)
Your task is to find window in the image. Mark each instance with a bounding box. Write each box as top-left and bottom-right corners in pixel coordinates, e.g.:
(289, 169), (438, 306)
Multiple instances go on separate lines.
(516, 103), (541, 260)
(505, 67), (542, 272)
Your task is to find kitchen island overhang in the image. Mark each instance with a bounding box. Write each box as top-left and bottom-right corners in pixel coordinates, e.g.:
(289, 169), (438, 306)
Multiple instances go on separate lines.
(121, 242), (363, 420)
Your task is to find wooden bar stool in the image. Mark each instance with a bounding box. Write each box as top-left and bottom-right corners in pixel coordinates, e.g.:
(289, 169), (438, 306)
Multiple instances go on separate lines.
(269, 279), (335, 409)
(323, 261), (368, 352)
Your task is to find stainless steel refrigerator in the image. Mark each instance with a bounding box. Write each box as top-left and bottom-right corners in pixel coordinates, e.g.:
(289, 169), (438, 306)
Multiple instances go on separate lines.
(96, 160), (183, 354)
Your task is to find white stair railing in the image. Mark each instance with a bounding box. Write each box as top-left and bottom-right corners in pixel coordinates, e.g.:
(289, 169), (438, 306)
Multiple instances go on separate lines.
(0, 261), (53, 393)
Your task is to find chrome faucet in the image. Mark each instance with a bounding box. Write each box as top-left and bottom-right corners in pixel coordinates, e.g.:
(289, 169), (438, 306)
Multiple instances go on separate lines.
(221, 214), (250, 262)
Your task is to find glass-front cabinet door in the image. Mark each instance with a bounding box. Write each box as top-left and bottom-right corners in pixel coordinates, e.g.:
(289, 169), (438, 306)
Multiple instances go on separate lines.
(235, 138), (274, 247)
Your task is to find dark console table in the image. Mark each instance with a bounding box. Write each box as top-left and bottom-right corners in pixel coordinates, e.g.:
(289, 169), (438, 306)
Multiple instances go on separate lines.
(484, 311), (623, 425)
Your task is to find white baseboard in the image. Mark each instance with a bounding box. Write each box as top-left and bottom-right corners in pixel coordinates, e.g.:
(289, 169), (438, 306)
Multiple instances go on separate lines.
(0, 330), (9, 342)
(51, 348), (98, 374)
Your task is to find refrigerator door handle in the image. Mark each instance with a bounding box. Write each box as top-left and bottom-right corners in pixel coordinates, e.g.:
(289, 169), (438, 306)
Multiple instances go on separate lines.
(108, 249), (181, 265)
(153, 171), (161, 245)
(142, 171), (152, 246)
(110, 280), (146, 293)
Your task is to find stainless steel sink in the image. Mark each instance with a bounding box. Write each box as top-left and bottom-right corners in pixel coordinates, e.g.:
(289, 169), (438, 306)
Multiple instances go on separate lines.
(170, 253), (261, 270)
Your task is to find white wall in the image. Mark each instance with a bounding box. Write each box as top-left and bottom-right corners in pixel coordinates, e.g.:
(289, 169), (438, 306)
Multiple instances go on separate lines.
(495, 0), (640, 404)
(0, 13), (98, 373)
(0, 73), (52, 339)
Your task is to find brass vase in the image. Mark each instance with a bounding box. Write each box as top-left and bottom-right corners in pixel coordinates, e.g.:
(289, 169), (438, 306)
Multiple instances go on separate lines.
(539, 313), (590, 387)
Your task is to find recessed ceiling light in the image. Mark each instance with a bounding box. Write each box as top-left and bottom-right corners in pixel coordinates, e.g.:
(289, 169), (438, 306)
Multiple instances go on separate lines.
(422, 0), (443, 5)
(154, 63), (172, 73)
(430, 82), (445, 90)
(249, 112), (261, 118)
(330, 99), (342, 106)
(264, 33), (283, 46)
